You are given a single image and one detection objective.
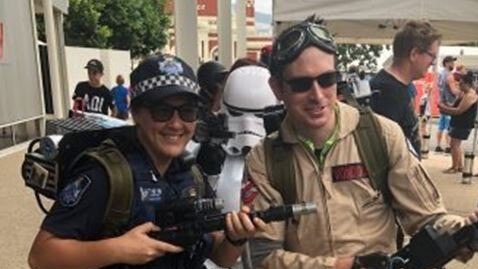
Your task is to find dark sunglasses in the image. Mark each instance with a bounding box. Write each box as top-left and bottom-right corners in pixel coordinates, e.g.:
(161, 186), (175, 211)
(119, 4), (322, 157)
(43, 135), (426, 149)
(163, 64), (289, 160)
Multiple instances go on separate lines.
(274, 22), (336, 66)
(147, 103), (199, 122)
(285, 71), (340, 93)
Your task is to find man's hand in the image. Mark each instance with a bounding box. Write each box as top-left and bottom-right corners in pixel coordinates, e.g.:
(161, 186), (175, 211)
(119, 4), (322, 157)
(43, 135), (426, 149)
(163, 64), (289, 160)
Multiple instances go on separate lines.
(113, 222), (183, 265)
(455, 210), (478, 263)
(224, 205), (267, 246)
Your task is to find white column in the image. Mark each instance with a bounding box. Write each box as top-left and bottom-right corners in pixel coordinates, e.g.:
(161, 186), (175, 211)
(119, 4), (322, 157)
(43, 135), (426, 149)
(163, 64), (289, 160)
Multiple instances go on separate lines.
(218, 0), (233, 68)
(55, 12), (70, 117)
(174, 0), (199, 70)
(43, 0), (64, 118)
(235, 0), (247, 59)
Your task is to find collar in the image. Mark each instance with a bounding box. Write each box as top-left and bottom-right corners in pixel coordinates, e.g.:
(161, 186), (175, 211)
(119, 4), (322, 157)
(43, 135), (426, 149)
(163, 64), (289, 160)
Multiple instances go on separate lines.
(279, 101), (360, 145)
(298, 105), (340, 165)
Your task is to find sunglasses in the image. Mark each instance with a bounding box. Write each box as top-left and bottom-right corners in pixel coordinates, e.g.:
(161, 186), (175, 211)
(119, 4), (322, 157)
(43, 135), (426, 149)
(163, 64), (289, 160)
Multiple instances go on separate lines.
(147, 103), (199, 122)
(285, 71), (340, 92)
(274, 22), (337, 67)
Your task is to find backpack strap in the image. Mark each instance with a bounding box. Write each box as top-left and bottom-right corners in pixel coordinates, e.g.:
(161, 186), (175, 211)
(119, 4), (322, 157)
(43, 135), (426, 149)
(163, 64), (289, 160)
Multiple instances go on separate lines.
(83, 139), (134, 235)
(190, 163), (206, 197)
(264, 131), (296, 205)
(352, 108), (391, 204)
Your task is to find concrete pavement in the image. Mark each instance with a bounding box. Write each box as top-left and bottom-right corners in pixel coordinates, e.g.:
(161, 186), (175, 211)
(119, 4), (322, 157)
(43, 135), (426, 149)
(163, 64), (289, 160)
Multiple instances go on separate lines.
(2, 139), (478, 268)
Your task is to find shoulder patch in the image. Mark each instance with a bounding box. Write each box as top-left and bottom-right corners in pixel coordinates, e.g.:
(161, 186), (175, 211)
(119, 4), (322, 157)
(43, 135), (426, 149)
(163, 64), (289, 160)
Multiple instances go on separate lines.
(59, 175), (92, 207)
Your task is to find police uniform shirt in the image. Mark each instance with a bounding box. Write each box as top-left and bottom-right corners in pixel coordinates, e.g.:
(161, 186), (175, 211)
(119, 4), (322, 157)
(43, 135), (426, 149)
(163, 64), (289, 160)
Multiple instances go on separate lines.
(42, 136), (214, 269)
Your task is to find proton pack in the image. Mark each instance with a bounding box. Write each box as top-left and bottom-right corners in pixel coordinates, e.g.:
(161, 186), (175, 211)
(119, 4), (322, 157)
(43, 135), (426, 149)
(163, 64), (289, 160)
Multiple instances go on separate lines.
(21, 126), (134, 214)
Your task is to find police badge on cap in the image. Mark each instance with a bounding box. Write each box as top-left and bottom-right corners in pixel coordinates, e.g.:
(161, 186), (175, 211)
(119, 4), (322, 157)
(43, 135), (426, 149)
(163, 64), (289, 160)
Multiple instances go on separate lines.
(130, 54), (200, 107)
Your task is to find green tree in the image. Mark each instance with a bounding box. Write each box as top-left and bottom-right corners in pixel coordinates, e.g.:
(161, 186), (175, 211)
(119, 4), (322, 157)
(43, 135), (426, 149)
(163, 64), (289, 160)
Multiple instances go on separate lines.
(64, 0), (170, 58)
(336, 44), (383, 72)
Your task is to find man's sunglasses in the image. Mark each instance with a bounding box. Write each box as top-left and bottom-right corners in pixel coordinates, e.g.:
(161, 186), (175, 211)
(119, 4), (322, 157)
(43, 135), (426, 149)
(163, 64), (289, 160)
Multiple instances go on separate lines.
(147, 103), (199, 122)
(285, 71), (340, 93)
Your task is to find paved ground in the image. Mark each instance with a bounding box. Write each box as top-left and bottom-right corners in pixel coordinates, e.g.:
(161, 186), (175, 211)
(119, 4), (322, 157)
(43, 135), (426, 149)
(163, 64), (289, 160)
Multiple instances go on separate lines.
(2, 120), (478, 268)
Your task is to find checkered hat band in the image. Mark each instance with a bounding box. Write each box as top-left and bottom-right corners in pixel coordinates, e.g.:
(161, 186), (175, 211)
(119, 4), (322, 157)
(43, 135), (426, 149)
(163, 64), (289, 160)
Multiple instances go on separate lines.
(132, 74), (199, 98)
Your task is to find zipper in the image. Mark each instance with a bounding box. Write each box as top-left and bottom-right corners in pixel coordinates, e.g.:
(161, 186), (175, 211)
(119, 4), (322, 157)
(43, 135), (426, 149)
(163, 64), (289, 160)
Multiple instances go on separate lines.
(300, 143), (334, 254)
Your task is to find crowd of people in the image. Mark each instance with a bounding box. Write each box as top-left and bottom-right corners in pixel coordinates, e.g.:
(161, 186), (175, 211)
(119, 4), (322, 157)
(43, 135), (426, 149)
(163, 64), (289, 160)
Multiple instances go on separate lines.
(27, 14), (478, 269)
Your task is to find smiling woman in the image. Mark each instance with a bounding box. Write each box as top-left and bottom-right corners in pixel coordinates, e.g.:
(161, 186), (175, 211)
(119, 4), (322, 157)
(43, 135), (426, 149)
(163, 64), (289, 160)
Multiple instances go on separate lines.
(28, 53), (266, 269)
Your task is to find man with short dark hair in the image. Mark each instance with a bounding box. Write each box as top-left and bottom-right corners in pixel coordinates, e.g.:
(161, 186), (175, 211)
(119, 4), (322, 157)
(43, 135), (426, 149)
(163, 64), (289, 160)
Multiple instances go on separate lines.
(72, 59), (115, 115)
(242, 17), (477, 269)
(370, 21), (442, 158)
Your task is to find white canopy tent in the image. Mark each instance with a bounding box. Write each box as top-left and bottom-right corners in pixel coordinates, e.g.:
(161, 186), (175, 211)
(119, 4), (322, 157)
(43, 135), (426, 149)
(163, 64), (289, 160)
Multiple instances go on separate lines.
(273, 0), (478, 44)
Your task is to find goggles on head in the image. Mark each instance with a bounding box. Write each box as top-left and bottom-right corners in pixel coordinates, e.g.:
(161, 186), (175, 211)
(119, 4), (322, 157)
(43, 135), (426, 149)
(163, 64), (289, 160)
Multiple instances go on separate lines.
(271, 19), (337, 75)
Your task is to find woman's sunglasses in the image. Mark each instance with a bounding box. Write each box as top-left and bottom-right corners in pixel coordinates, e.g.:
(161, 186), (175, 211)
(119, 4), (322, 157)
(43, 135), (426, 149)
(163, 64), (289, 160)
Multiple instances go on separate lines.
(285, 71), (340, 93)
(147, 103), (199, 122)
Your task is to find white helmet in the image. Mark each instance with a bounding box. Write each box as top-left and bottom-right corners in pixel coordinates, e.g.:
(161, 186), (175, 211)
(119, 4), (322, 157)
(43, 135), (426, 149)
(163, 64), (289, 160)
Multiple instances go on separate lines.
(222, 65), (279, 156)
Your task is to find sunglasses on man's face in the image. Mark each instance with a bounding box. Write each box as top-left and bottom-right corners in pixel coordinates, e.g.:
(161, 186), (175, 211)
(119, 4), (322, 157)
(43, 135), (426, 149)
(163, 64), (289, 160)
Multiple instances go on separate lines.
(285, 71), (339, 93)
(148, 103), (199, 122)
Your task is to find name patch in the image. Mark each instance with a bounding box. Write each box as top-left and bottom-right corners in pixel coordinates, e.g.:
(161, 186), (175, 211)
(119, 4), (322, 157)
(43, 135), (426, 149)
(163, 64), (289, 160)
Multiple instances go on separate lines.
(332, 163), (368, 183)
(241, 178), (258, 205)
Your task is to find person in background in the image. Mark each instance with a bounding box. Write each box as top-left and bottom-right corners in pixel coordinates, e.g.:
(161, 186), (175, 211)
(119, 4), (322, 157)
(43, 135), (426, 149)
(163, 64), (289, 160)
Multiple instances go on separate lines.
(197, 61), (229, 114)
(435, 56), (459, 153)
(419, 82), (432, 141)
(72, 59), (115, 116)
(230, 57), (266, 72)
(111, 74), (130, 120)
(370, 21), (441, 159)
(439, 71), (478, 173)
(259, 45), (273, 68)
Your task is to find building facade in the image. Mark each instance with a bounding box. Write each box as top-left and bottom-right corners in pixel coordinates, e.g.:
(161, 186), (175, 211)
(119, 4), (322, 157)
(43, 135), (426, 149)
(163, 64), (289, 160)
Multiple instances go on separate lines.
(165, 0), (272, 62)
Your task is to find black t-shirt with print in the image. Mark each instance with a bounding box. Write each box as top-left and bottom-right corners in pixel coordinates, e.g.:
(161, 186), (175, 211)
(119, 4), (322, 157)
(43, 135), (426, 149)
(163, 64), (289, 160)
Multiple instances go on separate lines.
(72, 81), (113, 115)
(370, 69), (421, 156)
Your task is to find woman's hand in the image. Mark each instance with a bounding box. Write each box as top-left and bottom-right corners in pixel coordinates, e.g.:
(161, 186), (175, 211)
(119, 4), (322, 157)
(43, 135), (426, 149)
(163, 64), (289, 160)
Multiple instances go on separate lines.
(113, 222), (183, 265)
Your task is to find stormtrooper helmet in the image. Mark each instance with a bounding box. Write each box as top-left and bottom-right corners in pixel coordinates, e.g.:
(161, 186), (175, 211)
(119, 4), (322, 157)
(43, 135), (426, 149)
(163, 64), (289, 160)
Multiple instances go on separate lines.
(222, 65), (279, 156)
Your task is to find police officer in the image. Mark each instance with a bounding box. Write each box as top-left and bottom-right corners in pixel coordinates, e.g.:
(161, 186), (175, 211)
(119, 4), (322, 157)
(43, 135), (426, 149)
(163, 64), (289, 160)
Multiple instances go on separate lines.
(28, 54), (266, 269)
(242, 16), (478, 269)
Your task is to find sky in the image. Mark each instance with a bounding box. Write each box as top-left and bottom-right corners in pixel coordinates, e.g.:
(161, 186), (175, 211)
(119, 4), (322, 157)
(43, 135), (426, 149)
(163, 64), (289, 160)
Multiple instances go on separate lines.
(254, 0), (272, 14)
(232, 0), (272, 14)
